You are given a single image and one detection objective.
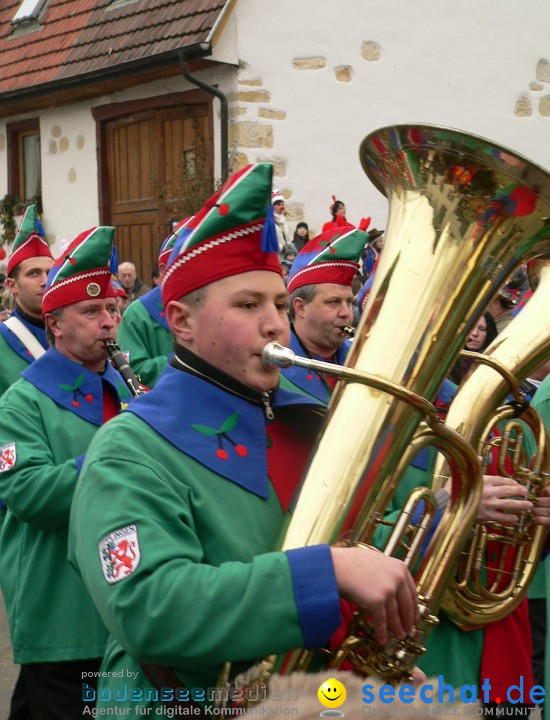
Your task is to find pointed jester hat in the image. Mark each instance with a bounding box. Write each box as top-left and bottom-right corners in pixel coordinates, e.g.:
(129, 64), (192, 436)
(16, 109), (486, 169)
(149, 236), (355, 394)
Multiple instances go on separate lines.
(162, 163), (281, 305)
(7, 204), (53, 276)
(42, 227), (118, 316)
(158, 216), (193, 269)
(286, 226), (369, 294)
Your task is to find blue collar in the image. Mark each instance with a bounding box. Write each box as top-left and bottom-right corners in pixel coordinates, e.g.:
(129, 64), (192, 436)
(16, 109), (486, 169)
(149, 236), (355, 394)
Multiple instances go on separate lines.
(139, 286), (169, 331)
(23, 347), (133, 424)
(281, 330), (350, 405)
(127, 364), (322, 498)
(0, 307), (48, 364)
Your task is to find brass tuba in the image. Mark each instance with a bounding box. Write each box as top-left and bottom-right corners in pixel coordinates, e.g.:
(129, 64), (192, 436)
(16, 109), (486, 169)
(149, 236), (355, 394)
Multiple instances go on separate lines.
(251, 125), (550, 686)
(434, 258), (550, 627)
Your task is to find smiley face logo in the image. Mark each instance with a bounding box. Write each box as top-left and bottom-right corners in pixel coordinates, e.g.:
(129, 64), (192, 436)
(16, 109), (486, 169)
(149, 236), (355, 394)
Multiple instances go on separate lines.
(318, 678), (347, 712)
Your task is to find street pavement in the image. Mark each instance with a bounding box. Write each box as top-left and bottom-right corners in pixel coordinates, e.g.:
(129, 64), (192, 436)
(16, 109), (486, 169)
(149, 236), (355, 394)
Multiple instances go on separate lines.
(0, 593), (16, 719)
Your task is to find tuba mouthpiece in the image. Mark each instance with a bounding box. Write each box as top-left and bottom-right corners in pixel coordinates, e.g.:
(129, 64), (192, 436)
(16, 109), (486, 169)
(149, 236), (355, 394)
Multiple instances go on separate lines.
(262, 341), (297, 369)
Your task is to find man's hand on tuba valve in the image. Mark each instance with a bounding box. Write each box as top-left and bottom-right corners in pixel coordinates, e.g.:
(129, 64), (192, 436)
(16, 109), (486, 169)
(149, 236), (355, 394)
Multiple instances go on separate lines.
(443, 474), (532, 525)
(532, 484), (550, 526)
(477, 475), (532, 525)
(330, 546), (419, 647)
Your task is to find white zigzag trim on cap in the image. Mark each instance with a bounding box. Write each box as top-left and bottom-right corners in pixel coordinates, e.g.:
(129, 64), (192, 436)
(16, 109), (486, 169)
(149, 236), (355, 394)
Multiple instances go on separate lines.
(43, 268), (110, 299)
(292, 260), (358, 281)
(163, 223), (264, 284)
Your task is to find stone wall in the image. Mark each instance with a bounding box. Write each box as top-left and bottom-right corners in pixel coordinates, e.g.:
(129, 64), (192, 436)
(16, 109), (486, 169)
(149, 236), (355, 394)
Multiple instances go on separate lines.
(229, 39), (384, 228)
(515, 58), (550, 117)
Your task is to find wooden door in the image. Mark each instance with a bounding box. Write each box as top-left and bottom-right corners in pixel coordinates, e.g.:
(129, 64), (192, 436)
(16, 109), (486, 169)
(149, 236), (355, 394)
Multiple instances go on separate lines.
(101, 98), (212, 284)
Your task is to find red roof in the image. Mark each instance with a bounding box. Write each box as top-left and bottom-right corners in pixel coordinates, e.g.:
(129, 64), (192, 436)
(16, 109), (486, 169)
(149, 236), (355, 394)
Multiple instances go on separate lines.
(0, 0), (230, 97)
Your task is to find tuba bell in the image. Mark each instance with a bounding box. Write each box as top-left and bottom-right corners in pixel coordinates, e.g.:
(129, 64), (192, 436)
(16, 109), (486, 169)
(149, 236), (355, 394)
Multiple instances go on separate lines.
(434, 258), (550, 627)
(226, 125), (550, 696)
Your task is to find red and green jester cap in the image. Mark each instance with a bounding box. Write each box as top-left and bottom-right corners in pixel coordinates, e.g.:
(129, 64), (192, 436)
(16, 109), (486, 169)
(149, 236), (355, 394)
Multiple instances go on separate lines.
(162, 163), (282, 306)
(42, 226), (118, 316)
(157, 216), (193, 268)
(7, 204), (53, 276)
(286, 226), (369, 294)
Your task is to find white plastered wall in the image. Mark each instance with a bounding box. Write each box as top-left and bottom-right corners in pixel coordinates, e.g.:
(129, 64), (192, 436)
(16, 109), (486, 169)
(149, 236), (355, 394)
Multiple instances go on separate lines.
(2, 0), (550, 253)
(230, 0), (550, 234)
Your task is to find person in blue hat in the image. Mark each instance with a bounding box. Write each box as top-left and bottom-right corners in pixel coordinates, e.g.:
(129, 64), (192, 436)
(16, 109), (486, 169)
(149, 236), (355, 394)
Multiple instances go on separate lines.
(116, 219), (192, 387)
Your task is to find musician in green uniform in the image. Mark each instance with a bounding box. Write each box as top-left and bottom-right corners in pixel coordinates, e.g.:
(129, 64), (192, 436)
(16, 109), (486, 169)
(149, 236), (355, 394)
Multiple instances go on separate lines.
(0, 205), (53, 397)
(69, 163), (418, 715)
(116, 222), (191, 388)
(281, 226), (368, 404)
(0, 227), (132, 719)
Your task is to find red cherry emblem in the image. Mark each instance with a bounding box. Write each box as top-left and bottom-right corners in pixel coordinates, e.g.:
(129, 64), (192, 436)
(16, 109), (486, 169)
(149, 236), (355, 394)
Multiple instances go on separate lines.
(69, 257), (77, 265)
(72, 400), (80, 407)
(329, 247), (336, 254)
(235, 444), (248, 457)
(216, 449), (229, 460)
(307, 373), (313, 380)
(218, 203), (229, 216)
(85, 394), (93, 403)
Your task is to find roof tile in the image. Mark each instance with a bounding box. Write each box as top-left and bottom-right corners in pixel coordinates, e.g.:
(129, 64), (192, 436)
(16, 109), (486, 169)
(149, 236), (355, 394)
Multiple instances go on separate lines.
(0, 0), (228, 95)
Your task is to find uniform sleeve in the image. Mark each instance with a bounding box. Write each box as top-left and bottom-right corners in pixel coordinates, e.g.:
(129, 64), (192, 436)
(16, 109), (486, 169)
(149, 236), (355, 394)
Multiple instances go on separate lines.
(117, 306), (170, 388)
(0, 335), (26, 399)
(0, 402), (80, 530)
(70, 449), (342, 669)
(532, 386), (550, 440)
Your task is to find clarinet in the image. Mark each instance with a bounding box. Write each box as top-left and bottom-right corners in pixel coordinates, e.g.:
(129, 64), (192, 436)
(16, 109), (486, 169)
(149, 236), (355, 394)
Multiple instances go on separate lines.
(104, 340), (148, 397)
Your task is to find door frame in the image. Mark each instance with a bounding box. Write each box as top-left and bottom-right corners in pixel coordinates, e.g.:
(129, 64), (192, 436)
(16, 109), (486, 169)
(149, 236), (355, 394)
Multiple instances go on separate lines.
(93, 89), (214, 228)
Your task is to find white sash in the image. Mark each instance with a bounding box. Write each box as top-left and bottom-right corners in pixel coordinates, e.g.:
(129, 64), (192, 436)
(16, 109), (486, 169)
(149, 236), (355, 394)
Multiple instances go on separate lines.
(4, 316), (46, 359)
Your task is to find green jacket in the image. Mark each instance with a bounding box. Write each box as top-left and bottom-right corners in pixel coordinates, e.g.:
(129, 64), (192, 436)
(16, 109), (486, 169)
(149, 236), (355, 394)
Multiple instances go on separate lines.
(527, 376), (550, 693)
(69, 363), (341, 712)
(0, 333), (29, 397)
(526, 378), (550, 601)
(117, 287), (173, 388)
(0, 308), (49, 397)
(0, 347), (131, 663)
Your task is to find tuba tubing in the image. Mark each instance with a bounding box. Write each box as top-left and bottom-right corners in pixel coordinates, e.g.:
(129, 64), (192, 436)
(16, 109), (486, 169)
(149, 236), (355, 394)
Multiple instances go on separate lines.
(225, 125), (550, 694)
(434, 259), (550, 627)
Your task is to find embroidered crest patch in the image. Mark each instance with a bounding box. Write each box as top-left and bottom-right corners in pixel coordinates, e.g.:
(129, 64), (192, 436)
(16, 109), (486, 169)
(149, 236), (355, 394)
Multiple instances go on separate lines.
(0, 442), (16, 472)
(98, 524), (141, 583)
